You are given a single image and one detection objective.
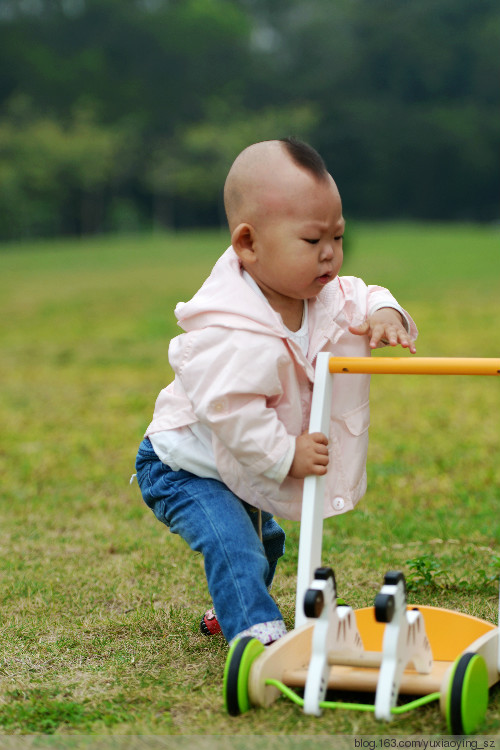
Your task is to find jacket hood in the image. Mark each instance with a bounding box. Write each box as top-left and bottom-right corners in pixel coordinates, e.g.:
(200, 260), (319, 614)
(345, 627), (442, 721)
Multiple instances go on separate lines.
(175, 246), (341, 337)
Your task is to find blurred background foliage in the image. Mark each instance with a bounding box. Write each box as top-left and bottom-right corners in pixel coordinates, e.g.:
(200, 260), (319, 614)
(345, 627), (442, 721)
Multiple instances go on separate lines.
(0, 0), (498, 239)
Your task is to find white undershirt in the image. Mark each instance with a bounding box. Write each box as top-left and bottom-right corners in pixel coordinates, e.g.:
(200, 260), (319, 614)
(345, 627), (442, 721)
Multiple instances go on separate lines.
(149, 272), (303, 483)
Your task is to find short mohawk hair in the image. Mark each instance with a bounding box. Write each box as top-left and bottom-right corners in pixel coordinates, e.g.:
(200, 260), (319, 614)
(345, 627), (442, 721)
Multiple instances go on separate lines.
(280, 136), (328, 180)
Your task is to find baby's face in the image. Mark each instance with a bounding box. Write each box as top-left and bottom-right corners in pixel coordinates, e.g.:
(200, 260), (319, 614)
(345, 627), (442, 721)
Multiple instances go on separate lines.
(250, 170), (345, 303)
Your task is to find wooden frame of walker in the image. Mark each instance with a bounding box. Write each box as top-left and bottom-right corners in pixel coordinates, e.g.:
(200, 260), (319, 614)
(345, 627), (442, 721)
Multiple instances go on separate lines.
(243, 355), (500, 725)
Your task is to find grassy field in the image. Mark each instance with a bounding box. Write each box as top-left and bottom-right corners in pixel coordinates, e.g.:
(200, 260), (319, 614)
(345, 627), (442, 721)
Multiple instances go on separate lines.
(0, 223), (499, 738)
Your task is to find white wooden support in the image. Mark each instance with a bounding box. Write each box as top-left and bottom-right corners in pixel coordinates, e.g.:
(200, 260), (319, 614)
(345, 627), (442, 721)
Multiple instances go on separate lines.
(374, 576), (433, 720)
(304, 572), (364, 716)
(295, 352), (333, 629)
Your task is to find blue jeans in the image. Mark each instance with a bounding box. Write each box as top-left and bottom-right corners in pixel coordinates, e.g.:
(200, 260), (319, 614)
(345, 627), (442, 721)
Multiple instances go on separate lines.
(135, 438), (286, 643)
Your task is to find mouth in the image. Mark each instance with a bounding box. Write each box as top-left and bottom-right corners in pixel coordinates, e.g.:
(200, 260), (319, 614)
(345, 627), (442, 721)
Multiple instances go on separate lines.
(316, 272), (332, 285)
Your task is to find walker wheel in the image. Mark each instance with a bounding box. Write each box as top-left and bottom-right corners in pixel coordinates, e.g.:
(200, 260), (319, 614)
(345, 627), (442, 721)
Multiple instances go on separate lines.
(384, 570), (406, 592)
(446, 652), (489, 735)
(374, 592), (395, 623)
(304, 588), (324, 618)
(223, 636), (264, 716)
(314, 567), (336, 584)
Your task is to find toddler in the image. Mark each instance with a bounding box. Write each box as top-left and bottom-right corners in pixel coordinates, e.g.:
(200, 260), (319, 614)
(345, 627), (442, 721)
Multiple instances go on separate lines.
(135, 137), (417, 646)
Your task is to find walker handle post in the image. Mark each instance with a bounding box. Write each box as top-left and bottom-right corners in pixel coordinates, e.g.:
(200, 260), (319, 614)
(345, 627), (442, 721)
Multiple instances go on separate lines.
(295, 355), (499, 630)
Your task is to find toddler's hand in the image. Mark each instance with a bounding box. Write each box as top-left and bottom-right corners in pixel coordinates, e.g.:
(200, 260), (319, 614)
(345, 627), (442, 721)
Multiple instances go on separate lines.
(349, 308), (416, 353)
(289, 432), (329, 479)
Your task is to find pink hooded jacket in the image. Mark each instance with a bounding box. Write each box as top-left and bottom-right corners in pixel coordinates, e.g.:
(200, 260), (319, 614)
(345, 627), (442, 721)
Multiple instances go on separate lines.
(146, 247), (417, 521)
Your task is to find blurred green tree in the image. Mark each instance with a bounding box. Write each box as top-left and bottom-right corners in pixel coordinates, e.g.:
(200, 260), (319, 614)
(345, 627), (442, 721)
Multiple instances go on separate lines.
(0, 0), (498, 237)
(0, 98), (131, 236)
(142, 101), (318, 228)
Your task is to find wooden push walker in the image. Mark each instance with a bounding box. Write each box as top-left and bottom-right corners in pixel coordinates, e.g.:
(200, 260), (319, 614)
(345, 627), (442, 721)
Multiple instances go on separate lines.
(223, 355), (500, 734)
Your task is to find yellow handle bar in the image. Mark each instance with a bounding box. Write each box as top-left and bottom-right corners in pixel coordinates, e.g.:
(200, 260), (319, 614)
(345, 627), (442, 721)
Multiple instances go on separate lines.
(329, 357), (500, 376)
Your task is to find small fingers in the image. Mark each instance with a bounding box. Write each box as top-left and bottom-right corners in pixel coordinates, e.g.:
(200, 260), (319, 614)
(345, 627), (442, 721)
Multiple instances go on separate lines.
(369, 323), (389, 348)
(314, 450), (329, 464)
(371, 325), (416, 353)
(393, 327), (417, 353)
(312, 434), (329, 473)
(310, 454), (329, 475)
(310, 431), (328, 445)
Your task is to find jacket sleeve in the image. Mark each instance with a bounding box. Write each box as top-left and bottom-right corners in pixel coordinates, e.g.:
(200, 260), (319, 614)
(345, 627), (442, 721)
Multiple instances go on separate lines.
(168, 327), (294, 476)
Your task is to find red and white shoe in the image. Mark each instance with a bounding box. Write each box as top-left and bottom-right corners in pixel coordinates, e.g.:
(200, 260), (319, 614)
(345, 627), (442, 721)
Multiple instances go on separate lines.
(200, 608), (222, 636)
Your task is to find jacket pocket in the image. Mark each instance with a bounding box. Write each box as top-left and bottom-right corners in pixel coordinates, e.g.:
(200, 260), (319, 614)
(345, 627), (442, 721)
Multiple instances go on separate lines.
(340, 401), (370, 436)
(327, 401), (370, 508)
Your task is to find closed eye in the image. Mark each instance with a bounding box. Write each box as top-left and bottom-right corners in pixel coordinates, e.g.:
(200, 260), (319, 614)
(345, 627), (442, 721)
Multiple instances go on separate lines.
(303, 238), (320, 244)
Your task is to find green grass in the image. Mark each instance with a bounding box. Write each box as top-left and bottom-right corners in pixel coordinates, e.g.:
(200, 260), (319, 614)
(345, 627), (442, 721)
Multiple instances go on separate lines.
(0, 223), (499, 736)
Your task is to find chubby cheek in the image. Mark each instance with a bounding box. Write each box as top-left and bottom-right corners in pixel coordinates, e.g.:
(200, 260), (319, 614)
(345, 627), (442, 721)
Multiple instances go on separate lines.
(331, 249), (344, 277)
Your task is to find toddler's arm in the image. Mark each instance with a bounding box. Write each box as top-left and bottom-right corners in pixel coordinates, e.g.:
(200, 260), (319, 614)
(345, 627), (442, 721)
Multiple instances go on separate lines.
(289, 431), (329, 479)
(349, 307), (417, 353)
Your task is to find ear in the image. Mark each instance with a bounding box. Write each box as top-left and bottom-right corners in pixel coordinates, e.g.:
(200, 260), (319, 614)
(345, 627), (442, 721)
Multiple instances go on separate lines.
(231, 223), (257, 266)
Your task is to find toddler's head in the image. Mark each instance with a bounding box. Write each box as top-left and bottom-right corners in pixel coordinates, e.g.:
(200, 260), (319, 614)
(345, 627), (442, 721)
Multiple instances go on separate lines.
(224, 138), (345, 312)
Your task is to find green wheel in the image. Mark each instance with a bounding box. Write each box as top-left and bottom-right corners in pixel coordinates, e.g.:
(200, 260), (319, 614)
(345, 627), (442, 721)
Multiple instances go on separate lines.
(446, 652), (489, 735)
(223, 636), (265, 716)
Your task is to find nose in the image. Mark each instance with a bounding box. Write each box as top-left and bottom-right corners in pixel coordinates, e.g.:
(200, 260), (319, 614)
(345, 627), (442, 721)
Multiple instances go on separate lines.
(319, 242), (334, 261)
